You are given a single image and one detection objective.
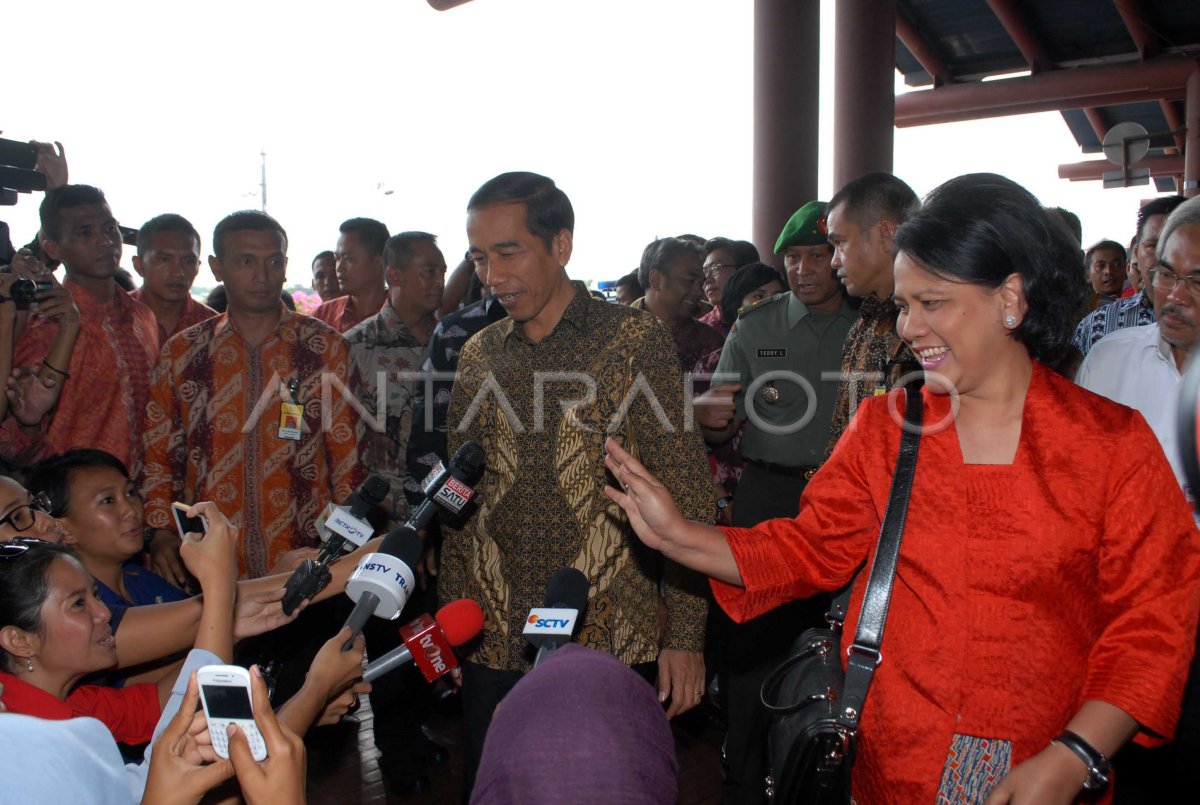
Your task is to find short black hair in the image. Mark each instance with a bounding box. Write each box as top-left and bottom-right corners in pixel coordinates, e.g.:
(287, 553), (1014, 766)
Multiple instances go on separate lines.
(1047, 207), (1083, 245)
(828, 172), (919, 230)
(135, 213), (201, 258)
(384, 231), (438, 271)
(467, 172), (575, 253)
(26, 449), (130, 518)
(1137, 195), (1188, 242)
(206, 284), (227, 312)
(212, 210), (288, 260)
(721, 262), (785, 323)
(39, 184), (108, 242)
(704, 237), (760, 267)
(0, 539), (75, 671)
(339, 218), (390, 257)
(312, 250), (335, 268)
(638, 237), (705, 290)
(893, 173), (1086, 367)
(614, 270), (643, 294)
(1085, 239), (1126, 266)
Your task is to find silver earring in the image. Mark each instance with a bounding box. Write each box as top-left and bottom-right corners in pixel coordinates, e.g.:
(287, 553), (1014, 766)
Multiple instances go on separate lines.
(1005, 315), (1017, 328)
(25, 656), (33, 673)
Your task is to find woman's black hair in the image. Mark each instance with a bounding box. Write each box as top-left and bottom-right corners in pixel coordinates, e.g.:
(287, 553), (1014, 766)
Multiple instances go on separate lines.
(0, 539), (73, 671)
(892, 173), (1087, 366)
(26, 449), (131, 519)
(721, 263), (786, 323)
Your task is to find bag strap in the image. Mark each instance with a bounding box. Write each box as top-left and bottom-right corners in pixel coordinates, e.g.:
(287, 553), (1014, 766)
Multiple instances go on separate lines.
(836, 387), (923, 734)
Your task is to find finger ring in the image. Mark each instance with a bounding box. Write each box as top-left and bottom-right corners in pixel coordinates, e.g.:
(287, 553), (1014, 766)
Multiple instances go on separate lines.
(693, 690), (702, 696)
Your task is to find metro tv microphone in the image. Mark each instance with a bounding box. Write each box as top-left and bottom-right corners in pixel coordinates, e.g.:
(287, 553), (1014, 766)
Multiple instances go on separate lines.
(281, 475), (390, 615)
(363, 599), (485, 683)
(523, 568), (589, 667)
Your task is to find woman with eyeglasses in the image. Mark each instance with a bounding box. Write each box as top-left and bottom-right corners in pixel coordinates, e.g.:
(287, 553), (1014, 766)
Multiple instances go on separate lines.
(602, 175), (1200, 803)
(0, 501), (237, 739)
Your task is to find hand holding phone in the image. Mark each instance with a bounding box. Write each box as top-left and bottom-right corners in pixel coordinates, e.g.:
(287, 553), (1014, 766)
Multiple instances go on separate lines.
(227, 665), (308, 805)
(172, 501), (208, 540)
(196, 664), (267, 762)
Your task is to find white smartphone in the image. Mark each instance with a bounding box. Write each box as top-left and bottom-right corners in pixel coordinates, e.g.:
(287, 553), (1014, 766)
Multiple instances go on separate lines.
(196, 664), (267, 761)
(171, 501), (208, 541)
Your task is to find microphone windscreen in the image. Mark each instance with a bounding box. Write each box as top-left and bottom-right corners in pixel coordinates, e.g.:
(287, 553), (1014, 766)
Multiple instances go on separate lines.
(436, 599), (485, 646)
(451, 440), (486, 477)
(377, 526), (423, 569)
(361, 475), (391, 507)
(543, 567), (589, 611)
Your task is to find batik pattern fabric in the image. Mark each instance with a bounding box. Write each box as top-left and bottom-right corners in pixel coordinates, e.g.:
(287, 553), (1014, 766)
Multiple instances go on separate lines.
(345, 302), (428, 523)
(698, 305), (730, 337)
(313, 295), (374, 334)
(141, 309), (364, 578)
(693, 346), (743, 497)
(824, 295), (917, 460)
(130, 289), (217, 343)
(4, 280), (158, 471)
(1072, 291), (1156, 358)
(442, 286), (712, 671)
(936, 734), (1013, 804)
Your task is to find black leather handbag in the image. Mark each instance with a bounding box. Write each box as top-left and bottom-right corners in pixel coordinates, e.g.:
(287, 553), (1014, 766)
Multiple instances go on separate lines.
(760, 388), (923, 803)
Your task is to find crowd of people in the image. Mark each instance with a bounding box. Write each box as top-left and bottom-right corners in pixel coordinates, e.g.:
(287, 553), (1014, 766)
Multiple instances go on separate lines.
(0, 139), (1199, 805)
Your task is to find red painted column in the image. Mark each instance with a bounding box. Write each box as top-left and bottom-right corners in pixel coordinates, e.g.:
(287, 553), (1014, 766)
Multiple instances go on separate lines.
(832, 0), (896, 191)
(753, 0), (821, 264)
(1186, 70), (1200, 198)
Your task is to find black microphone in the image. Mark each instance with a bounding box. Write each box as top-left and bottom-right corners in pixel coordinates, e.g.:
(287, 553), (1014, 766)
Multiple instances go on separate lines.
(405, 441), (486, 535)
(523, 568), (589, 667)
(281, 474), (390, 615)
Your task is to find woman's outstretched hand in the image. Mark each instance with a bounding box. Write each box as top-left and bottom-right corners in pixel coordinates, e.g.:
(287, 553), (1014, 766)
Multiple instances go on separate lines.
(603, 437), (685, 552)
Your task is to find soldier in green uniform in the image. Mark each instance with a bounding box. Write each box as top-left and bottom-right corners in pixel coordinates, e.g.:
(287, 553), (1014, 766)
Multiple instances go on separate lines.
(696, 200), (857, 804)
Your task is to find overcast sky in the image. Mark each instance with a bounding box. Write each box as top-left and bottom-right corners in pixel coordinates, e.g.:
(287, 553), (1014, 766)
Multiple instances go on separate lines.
(3, 0), (1160, 291)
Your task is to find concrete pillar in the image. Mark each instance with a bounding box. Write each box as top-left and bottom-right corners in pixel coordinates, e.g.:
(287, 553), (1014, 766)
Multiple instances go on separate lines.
(1186, 70), (1200, 198)
(752, 0), (821, 265)
(832, 0), (896, 191)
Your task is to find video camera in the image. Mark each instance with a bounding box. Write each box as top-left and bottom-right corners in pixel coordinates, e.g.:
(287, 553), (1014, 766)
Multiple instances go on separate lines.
(0, 138), (48, 207)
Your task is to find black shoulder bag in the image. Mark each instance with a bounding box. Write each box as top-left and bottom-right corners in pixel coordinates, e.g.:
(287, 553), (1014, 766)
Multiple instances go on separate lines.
(760, 388), (923, 803)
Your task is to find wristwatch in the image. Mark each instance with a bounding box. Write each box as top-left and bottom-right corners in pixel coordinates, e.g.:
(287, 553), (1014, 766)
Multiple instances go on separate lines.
(1053, 730), (1111, 790)
(715, 496), (733, 517)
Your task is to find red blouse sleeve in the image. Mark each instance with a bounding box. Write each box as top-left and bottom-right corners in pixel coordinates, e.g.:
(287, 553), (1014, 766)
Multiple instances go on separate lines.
(66, 682), (160, 745)
(1082, 409), (1200, 745)
(711, 394), (894, 622)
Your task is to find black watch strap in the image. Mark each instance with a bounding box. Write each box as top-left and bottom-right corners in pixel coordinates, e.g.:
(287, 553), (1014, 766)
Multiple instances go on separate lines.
(1054, 729), (1111, 790)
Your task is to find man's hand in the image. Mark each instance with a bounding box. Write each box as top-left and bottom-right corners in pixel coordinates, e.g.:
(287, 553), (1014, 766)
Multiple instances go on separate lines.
(694, 383), (741, 430)
(148, 528), (189, 587)
(30, 280), (80, 327)
(657, 649), (705, 719)
(30, 141), (68, 189)
(6, 365), (63, 427)
(142, 672), (235, 805)
(233, 586), (299, 640)
(984, 742), (1089, 804)
(227, 665), (307, 805)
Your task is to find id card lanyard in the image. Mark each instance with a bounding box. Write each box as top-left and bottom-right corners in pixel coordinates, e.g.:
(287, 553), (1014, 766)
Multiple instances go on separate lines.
(278, 377), (304, 440)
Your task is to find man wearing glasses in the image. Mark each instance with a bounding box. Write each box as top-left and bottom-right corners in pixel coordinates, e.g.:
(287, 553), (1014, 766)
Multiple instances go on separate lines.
(1077, 195), (1200, 495)
(699, 237), (759, 336)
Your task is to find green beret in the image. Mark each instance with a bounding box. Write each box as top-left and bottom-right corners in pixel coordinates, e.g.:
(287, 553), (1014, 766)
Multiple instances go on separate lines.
(774, 200), (829, 254)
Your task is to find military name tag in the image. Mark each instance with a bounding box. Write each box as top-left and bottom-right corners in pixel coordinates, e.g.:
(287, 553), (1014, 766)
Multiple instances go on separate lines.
(757, 348), (787, 358)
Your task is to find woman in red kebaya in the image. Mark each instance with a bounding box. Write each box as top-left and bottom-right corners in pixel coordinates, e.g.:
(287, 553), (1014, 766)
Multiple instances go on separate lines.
(604, 174), (1200, 803)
